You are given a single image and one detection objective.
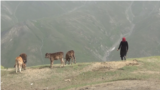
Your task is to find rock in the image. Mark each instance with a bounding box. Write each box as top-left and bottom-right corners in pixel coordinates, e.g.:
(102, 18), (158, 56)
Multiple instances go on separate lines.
(64, 79), (71, 82)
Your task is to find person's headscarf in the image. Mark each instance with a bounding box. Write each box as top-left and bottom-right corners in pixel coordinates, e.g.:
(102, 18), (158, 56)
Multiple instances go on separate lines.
(122, 37), (126, 42)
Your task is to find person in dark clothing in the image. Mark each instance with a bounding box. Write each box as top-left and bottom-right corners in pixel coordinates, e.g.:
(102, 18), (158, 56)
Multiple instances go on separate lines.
(117, 37), (128, 60)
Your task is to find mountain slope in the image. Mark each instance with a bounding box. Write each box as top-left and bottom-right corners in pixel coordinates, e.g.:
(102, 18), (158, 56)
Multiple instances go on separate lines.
(1, 1), (160, 67)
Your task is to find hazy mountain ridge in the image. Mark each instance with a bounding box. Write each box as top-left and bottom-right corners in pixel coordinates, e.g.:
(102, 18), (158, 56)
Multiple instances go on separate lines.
(1, 1), (160, 67)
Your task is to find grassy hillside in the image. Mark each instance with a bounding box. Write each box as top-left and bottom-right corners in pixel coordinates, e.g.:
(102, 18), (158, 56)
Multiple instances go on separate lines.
(1, 56), (160, 90)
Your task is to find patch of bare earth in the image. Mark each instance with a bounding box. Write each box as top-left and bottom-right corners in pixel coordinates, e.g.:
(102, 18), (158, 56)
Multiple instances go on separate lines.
(82, 60), (138, 72)
(70, 80), (160, 90)
(21, 68), (52, 81)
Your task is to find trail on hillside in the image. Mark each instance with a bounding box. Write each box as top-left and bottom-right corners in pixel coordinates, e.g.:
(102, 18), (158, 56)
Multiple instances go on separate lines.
(14, 2), (23, 23)
(102, 1), (135, 61)
(147, 2), (160, 18)
(124, 1), (135, 37)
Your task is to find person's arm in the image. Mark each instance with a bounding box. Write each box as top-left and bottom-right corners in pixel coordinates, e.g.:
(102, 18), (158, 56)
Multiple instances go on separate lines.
(117, 42), (122, 51)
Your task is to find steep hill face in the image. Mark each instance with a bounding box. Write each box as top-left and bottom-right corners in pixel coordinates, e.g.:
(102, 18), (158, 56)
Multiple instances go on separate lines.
(1, 1), (160, 67)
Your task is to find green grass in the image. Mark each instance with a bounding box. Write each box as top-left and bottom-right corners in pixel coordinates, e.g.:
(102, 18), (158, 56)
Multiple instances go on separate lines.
(1, 65), (5, 69)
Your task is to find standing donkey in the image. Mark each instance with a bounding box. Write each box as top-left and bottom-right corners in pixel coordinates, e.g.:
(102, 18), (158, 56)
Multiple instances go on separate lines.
(15, 56), (26, 73)
(14, 53), (27, 71)
(45, 52), (65, 68)
(19, 53), (27, 65)
(65, 50), (76, 65)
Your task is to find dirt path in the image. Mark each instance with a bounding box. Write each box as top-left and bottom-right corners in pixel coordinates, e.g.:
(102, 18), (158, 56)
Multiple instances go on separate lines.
(70, 80), (160, 90)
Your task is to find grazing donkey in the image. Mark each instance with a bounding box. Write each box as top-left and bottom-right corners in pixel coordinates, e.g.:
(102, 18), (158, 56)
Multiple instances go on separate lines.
(45, 52), (64, 68)
(15, 56), (26, 73)
(19, 53), (27, 64)
(14, 53), (27, 70)
(65, 50), (76, 65)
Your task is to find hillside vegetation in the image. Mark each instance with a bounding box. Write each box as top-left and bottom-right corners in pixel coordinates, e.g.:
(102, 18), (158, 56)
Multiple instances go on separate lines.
(1, 56), (160, 90)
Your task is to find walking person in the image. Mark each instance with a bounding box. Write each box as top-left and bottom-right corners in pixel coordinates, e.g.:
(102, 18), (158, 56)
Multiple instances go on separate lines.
(117, 37), (128, 60)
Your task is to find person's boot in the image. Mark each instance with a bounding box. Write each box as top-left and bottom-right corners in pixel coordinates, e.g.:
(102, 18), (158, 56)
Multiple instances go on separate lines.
(124, 56), (126, 60)
(121, 57), (123, 61)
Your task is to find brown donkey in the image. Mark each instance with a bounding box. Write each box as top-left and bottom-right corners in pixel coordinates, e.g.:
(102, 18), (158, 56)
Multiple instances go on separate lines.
(15, 56), (26, 73)
(14, 53), (27, 70)
(45, 52), (64, 68)
(65, 50), (76, 65)
(19, 53), (27, 64)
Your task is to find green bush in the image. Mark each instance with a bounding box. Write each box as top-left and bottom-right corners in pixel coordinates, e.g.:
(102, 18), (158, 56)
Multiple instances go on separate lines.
(1, 65), (5, 69)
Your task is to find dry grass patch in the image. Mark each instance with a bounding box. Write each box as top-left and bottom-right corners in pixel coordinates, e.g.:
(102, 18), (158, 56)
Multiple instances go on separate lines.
(86, 60), (138, 71)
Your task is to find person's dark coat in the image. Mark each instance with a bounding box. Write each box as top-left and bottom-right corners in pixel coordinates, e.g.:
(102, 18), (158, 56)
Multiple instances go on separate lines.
(118, 38), (128, 57)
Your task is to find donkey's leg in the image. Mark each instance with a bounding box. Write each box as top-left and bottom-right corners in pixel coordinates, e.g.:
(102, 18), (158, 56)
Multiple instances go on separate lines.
(19, 64), (22, 73)
(60, 59), (62, 68)
(60, 58), (64, 67)
(16, 65), (18, 73)
(17, 63), (20, 72)
(22, 64), (26, 70)
(73, 55), (76, 64)
(15, 62), (18, 73)
(71, 57), (74, 65)
(24, 64), (26, 70)
(51, 61), (53, 68)
(62, 58), (64, 67)
(69, 59), (70, 65)
(50, 58), (54, 68)
(65, 59), (67, 65)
